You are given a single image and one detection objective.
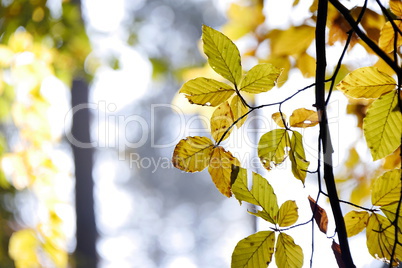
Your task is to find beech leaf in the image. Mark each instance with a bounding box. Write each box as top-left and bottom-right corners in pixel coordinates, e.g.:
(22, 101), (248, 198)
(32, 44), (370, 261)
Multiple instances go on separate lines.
(210, 101), (234, 142)
(308, 196), (329, 234)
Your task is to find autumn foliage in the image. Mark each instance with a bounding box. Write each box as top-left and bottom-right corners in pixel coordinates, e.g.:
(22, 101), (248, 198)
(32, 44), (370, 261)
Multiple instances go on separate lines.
(172, 0), (402, 267)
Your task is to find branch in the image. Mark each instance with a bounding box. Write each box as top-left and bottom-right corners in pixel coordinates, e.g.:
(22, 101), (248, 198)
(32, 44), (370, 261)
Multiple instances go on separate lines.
(315, 0), (355, 267)
(329, 0), (401, 75)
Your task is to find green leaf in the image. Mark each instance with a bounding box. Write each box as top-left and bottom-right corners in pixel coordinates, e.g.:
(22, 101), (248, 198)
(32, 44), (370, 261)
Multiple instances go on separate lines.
(344, 210), (369, 237)
(363, 91), (402, 160)
(240, 63), (281, 93)
(179, 77), (235, 106)
(371, 169), (402, 206)
(366, 213), (402, 266)
(231, 231), (276, 268)
(275, 233), (303, 268)
(210, 101), (234, 142)
(277, 200), (299, 227)
(337, 67), (396, 99)
(232, 168), (279, 224)
(258, 129), (290, 170)
(172, 136), (214, 172)
(202, 25), (242, 86)
(289, 131), (309, 184)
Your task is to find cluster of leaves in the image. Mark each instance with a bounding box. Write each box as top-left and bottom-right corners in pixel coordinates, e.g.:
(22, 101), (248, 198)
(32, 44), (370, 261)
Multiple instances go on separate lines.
(173, 0), (402, 265)
(173, 25), (319, 267)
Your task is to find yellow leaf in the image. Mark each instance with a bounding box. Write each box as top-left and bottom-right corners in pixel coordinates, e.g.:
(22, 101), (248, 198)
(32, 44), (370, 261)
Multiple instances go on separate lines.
(296, 52), (316, 78)
(344, 210), (369, 237)
(210, 101), (234, 142)
(231, 167), (279, 224)
(258, 129), (290, 170)
(289, 108), (319, 128)
(232, 231), (276, 268)
(9, 229), (40, 268)
(263, 56), (291, 87)
(275, 233), (304, 268)
(269, 26), (315, 57)
(278, 200), (299, 227)
(222, 2), (265, 40)
(208, 146), (240, 197)
(381, 202), (402, 232)
(240, 63), (281, 93)
(383, 147), (401, 170)
(363, 91), (401, 160)
(337, 67), (396, 99)
(272, 112), (287, 128)
(172, 136), (214, 172)
(230, 95), (248, 128)
(371, 169), (401, 206)
(379, 21), (402, 53)
(202, 25), (242, 86)
(179, 77), (235, 106)
(366, 213), (402, 266)
(390, 0), (402, 17)
(289, 131), (309, 184)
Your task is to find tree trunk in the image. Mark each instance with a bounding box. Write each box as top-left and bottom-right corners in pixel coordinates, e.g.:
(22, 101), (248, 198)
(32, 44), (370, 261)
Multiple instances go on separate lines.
(71, 78), (97, 268)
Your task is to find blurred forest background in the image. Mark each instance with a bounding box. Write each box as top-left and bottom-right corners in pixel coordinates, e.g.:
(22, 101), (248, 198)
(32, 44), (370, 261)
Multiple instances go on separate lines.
(0, 0), (254, 267)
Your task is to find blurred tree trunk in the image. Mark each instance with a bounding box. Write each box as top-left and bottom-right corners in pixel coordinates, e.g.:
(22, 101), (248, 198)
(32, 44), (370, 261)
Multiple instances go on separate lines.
(71, 78), (98, 268)
(70, 0), (97, 266)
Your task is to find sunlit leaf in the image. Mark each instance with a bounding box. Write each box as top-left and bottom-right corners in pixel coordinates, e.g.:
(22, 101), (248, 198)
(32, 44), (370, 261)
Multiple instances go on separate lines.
(296, 52), (316, 78)
(264, 56), (291, 87)
(371, 169), (401, 206)
(258, 129), (290, 170)
(269, 26), (315, 57)
(172, 136), (214, 172)
(383, 147), (401, 170)
(272, 112), (287, 128)
(9, 229), (40, 268)
(208, 146), (240, 197)
(379, 21), (402, 54)
(344, 210), (369, 237)
(289, 108), (319, 128)
(210, 101), (234, 142)
(337, 67), (396, 99)
(179, 77), (235, 106)
(230, 95), (248, 128)
(240, 63), (281, 94)
(278, 200), (299, 227)
(381, 202), (402, 233)
(222, 2), (265, 40)
(231, 167), (279, 224)
(308, 196), (329, 234)
(366, 213), (402, 266)
(202, 25), (242, 86)
(232, 231), (276, 268)
(390, 0), (402, 17)
(275, 232), (303, 268)
(289, 131), (309, 184)
(364, 91), (401, 160)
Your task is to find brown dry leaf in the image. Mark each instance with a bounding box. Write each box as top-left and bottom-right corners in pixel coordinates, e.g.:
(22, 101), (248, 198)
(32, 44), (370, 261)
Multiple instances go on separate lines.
(331, 241), (346, 268)
(308, 196), (329, 234)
